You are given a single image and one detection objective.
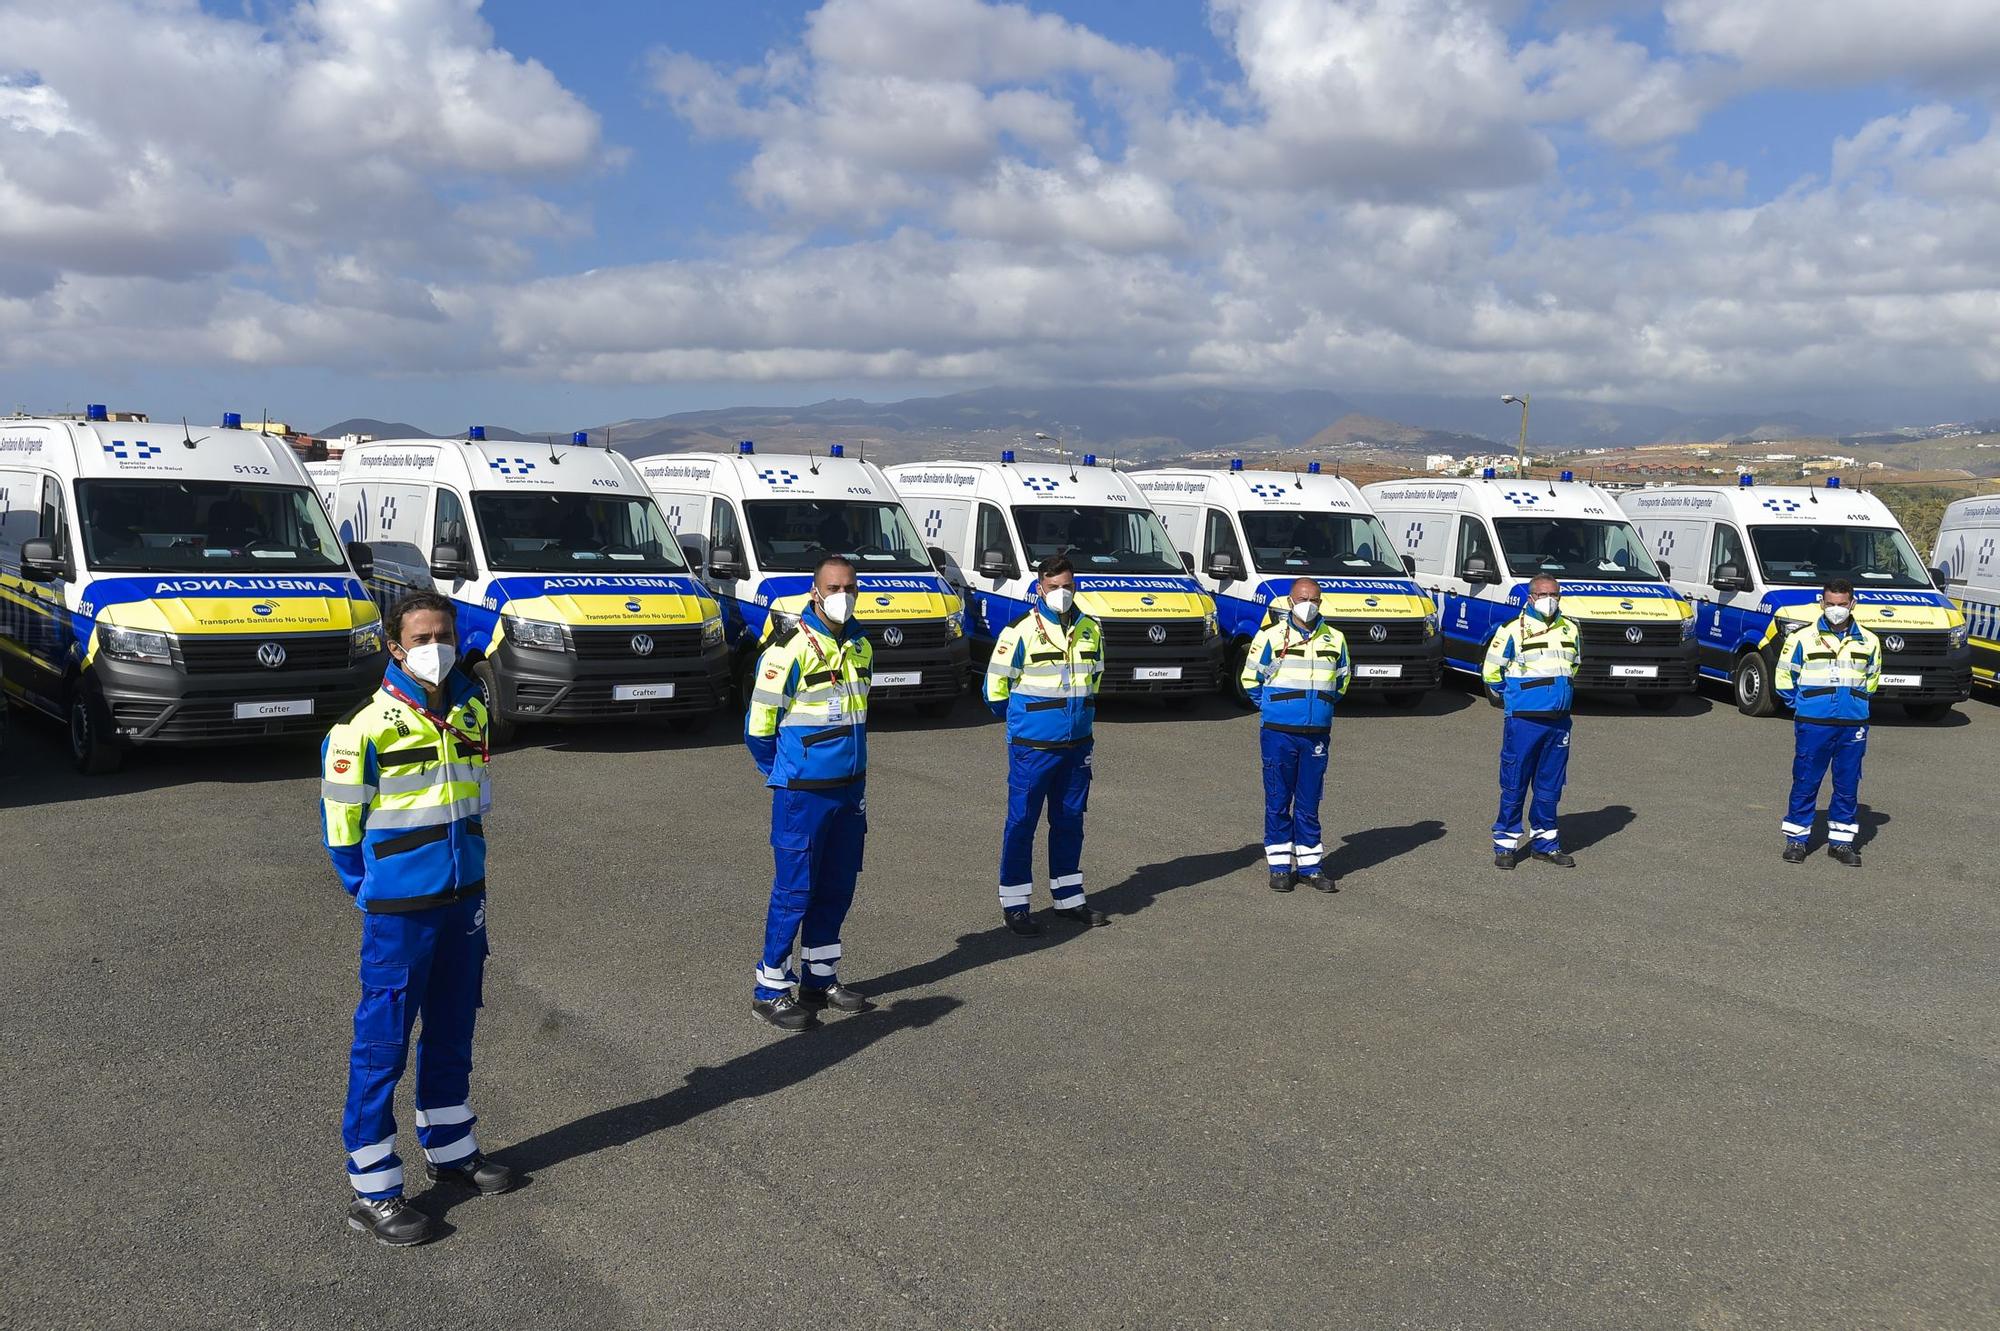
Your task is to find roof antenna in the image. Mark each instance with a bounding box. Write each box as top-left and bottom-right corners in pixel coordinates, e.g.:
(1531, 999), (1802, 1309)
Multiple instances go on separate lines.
(180, 416), (207, 450)
(808, 445), (821, 476)
(546, 434), (563, 466)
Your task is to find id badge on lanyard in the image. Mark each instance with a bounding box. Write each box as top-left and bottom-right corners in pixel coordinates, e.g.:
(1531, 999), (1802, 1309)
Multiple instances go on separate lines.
(809, 632), (848, 723)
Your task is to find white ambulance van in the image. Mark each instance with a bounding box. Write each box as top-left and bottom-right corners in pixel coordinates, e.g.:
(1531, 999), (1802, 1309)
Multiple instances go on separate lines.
(1136, 461), (1442, 706)
(0, 406), (385, 772)
(1620, 478), (1971, 719)
(1930, 492), (2000, 696)
(637, 442), (972, 713)
(306, 461), (341, 513)
(1365, 472), (1698, 706)
(887, 452), (1224, 696)
(333, 428), (729, 741)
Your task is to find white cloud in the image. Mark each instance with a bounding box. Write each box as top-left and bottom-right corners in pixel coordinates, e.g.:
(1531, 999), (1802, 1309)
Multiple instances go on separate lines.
(1667, 0), (2000, 89)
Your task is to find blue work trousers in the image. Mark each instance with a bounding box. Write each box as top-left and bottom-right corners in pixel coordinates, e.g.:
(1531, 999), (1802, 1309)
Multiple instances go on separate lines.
(1260, 728), (1330, 877)
(756, 783), (867, 999)
(1494, 714), (1572, 854)
(999, 742), (1092, 911)
(1784, 722), (1868, 846)
(343, 892), (488, 1199)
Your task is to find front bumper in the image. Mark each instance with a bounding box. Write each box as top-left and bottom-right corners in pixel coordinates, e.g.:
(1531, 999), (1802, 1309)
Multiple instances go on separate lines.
(1098, 625), (1224, 696)
(1875, 642), (1973, 704)
(493, 637), (731, 722)
(865, 633), (972, 704)
(1574, 625), (1699, 693)
(1335, 621), (1444, 693)
(93, 649), (386, 745)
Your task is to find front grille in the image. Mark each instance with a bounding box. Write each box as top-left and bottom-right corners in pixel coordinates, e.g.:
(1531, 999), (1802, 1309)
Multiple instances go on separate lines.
(1100, 620), (1209, 649)
(1328, 618), (1429, 646)
(1878, 630), (1951, 658)
(859, 620), (952, 650)
(1099, 662), (1218, 695)
(176, 633), (352, 673)
(112, 683), (362, 742)
(1578, 621), (1685, 650)
(513, 677), (719, 718)
(571, 626), (703, 660)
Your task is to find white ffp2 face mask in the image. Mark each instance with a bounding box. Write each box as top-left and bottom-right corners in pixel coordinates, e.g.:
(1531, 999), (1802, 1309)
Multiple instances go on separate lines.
(1291, 600), (1321, 624)
(819, 591), (856, 624)
(1532, 595), (1560, 619)
(1043, 587), (1075, 614)
(1823, 602), (1852, 626)
(402, 642), (456, 685)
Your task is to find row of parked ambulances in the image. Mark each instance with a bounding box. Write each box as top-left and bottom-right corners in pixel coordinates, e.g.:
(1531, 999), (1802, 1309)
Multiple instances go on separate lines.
(2, 407), (1986, 774)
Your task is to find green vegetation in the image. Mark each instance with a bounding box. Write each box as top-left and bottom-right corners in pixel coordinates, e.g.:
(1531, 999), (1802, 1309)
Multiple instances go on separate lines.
(1870, 482), (1991, 553)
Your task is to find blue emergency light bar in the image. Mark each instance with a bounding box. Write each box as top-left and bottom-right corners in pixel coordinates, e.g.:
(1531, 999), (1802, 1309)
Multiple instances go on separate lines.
(1083, 453), (1097, 466)
(572, 431), (588, 446)
(1483, 467), (1496, 479)
(1308, 462), (1321, 475)
(1001, 449), (1015, 462)
(86, 404), (108, 421)
(738, 440), (754, 454)
(1229, 458), (1244, 471)
(1560, 470), (1574, 482)
(1827, 476), (1841, 488)
(831, 445), (845, 458)
(222, 412), (242, 429)
(1739, 474), (1754, 486)
(468, 426), (486, 441)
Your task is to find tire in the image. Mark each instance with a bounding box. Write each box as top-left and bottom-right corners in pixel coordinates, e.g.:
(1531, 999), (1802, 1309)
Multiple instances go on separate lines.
(1902, 701), (1954, 723)
(69, 681), (126, 775)
(471, 661), (518, 746)
(1381, 690), (1424, 710)
(1733, 651), (1777, 717)
(1225, 640), (1255, 709)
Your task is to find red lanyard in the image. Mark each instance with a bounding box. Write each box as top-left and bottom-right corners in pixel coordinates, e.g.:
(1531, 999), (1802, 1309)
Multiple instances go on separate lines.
(1033, 610), (1079, 668)
(803, 624), (851, 679)
(383, 682), (489, 763)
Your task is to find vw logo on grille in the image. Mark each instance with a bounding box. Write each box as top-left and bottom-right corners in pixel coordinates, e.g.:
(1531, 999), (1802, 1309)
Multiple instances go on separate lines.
(882, 626), (905, 647)
(1146, 624), (1167, 645)
(630, 633), (655, 657)
(1368, 624), (1388, 643)
(1884, 634), (1906, 653)
(1624, 626), (1644, 644)
(256, 642), (287, 669)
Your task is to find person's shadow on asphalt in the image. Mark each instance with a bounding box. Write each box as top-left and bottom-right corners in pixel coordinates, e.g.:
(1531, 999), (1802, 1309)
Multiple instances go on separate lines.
(1559, 804), (1637, 852)
(416, 995), (960, 1225)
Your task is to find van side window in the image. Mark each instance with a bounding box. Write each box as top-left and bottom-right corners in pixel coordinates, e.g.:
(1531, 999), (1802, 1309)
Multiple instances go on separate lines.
(1455, 517), (1496, 577)
(1203, 509), (1244, 572)
(434, 488), (469, 551)
(709, 499), (743, 567)
(975, 504), (1010, 566)
(40, 477), (70, 555)
(1710, 524), (1747, 579)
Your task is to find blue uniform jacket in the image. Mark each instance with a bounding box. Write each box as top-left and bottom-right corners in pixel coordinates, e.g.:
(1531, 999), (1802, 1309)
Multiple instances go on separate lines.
(744, 606), (872, 788)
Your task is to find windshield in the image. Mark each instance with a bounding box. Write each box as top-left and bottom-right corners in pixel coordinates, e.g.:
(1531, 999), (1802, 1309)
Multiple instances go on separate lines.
(744, 500), (931, 572)
(1748, 524), (1930, 589)
(77, 480), (347, 573)
(1012, 505), (1183, 574)
(1496, 518), (1663, 580)
(473, 492), (686, 572)
(1240, 511), (1405, 577)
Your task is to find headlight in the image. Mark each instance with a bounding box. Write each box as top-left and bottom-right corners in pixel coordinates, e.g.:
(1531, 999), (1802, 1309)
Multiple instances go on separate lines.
(504, 614), (569, 651)
(349, 622), (385, 661)
(1949, 623), (1969, 650)
(99, 624), (173, 665)
(702, 616), (725, 648)
(1681, 614), (1697, 640)
(1203, 612), (1219, 639)
(770, 609), (800, 635)
(1424, 612), (1439, 638)
(945, 609), (965, 638)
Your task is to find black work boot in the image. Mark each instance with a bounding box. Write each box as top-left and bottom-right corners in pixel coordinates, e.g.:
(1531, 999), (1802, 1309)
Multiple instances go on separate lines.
(1303, 872), (1338, 893)
(1494, 850), (1519, 871)
(752, 991), (820, 1031)
(1530, 849), (1576, 868)
(1052, 905), (1110, 927)
(346, 1194), (435, 1247)
(1268, 870), (1295, 893)
(1827, 844), (1862, 868)
(797, 983), (873, 1013)
(1782, 842), (1809, 864)
(1003, 908), (1041, 937)
(425, 1152), (517, 1196)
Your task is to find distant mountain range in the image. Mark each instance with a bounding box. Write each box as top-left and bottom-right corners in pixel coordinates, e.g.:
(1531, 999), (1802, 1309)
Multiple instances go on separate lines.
(318, 387), (1993, 465)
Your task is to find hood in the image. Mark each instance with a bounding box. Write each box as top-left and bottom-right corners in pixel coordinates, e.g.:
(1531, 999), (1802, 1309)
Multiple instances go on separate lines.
(1762, 587), (1962, 631)
(759, 573), (962, 622)
(86, 575), (377, 634)
(1511, 579), (1690, 623)
(490, 574), (716, 627)
(1256, 577), (1433, 619)
(1072, 574), (1212, 619)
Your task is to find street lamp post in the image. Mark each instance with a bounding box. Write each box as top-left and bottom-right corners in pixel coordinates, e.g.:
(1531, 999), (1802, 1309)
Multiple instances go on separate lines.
(1500, 394), (1530, 477)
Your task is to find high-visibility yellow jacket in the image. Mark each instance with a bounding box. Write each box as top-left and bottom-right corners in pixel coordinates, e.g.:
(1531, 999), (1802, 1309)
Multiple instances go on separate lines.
(1482, 611), (1579, 717)
(1776, 618), (1880, 723)
(1241, 616), (1351, 733)
(745, 608), (872, 788)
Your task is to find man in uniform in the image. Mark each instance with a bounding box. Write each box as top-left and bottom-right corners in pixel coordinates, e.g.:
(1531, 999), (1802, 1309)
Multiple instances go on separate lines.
(322, 591), (514, 1248)
(985, 555), (1110, 936)
(1774, 578), (1881, 866)
(1241, 578), (1352, 892)
(1483, 573), (1581, 870)
(745, 555), (874, 1031)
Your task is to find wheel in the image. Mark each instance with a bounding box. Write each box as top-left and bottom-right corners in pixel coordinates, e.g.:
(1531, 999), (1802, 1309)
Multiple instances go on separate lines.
(1902, 701), (1954, 722)
(68, 681), (126, 775)
(1381, 690), (1424, 710)
(1634, 692), (1674, 711)
(1225, 640), (1255, 709)
(1732, 651), (1777, 717)
(471, 661), (518, 745)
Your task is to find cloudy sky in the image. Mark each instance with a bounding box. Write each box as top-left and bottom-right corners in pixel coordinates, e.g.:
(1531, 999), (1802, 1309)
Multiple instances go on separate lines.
(3, 0), (1998, 432)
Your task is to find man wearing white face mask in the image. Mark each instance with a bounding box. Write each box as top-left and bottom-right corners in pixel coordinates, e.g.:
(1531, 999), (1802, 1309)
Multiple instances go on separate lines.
(985, 555), (1110, 935)
(1242, 578), (1352, 892)
(1483, 573), (1581, 870)
(744, 556), (875, 1030)
(321, 593), (511, 1248)
(1774, 579), (1881, 866)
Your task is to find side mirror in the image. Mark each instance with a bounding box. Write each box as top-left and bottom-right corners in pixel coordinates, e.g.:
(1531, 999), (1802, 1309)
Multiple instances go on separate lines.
(429, 542), (470, 580)
(1179, 550), (1195, 574)
(20, 538), (66, 582)
(676, 535), (703, 564)
(1656, 559), (1672, 581)
(709, 546), (748, 579)
(927, 545), (952, 572)
(1205, 551), (1238, 580)
(345, 540), (375, 582)
(1928, 565), (1954, 588)
(1712, 564), (1750, 592)
(1462, 556), (1498, 584)
(1401, 553), (1417, 576)
(975, 548), (1018, 579)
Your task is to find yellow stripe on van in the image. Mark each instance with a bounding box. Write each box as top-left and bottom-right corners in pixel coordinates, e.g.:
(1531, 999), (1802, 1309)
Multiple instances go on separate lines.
(1558, 594), (1689, 623)
(505, 591), (714, 627)
(1077, 590), (1209, 618)
(1319, 591), (1432, 618)
(95, 596), (379, 634)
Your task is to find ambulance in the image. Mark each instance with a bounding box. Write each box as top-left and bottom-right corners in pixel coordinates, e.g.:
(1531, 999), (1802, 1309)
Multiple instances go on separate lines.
(1930, 492), (2000, 695)
(332, 429), (729, 741)
(887, 453), (1224, 695)
(1365, 472), (1698, 706)
(0, 406), (385, 773)
(1621, 479), (1972, 719)
(306, 460), (341, 513)
(636, 442), (971, 713)
(1136, 461), (1441, 706)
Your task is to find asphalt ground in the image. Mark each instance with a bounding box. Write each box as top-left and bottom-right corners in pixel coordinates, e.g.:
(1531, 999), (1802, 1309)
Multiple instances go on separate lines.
(2, 679), (1996, 1331)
